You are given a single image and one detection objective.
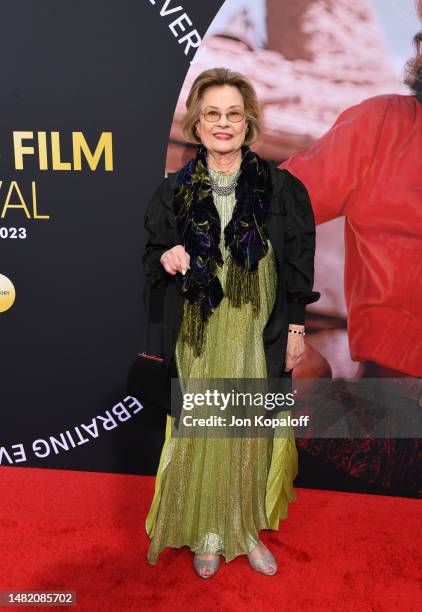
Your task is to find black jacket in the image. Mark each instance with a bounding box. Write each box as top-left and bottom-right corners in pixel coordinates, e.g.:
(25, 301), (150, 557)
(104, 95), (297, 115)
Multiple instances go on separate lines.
(143, 162), (320, 378)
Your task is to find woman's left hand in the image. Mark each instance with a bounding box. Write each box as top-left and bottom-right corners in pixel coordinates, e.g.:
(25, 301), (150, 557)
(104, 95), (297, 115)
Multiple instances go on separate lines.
(284, 324), (305, 372)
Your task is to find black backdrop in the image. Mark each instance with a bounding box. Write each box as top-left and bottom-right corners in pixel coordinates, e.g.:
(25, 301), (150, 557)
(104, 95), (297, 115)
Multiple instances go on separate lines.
(0, 0), (224, 474)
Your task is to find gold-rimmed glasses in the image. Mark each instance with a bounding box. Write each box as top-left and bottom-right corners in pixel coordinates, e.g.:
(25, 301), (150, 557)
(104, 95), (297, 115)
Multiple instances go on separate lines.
(201, 108), (245, 123)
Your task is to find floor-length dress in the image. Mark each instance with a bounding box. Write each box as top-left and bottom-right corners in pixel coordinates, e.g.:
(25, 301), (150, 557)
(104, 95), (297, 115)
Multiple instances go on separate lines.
(146, 168), (298, 564)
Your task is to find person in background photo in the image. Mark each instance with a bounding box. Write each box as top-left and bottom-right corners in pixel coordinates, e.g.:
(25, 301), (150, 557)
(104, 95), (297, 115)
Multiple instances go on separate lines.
(280, 4), (422, 497)
(143, 67), (319, 578)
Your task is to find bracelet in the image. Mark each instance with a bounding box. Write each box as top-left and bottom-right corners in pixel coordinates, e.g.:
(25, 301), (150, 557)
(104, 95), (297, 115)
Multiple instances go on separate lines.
(288, 329), (306, 336)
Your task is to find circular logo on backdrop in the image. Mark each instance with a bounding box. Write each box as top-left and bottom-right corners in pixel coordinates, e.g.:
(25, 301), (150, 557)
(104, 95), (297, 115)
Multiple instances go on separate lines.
(0, 274), (16, 312)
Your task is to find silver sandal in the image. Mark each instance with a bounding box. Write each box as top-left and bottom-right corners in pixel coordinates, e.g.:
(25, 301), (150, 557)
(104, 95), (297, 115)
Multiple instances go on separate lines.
(193, 554), (221, 579)
(247, 544), (278, 576)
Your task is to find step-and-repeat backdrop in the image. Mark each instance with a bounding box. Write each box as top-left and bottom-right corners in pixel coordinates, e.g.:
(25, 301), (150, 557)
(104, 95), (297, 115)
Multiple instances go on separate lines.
(1, 0), (419, 493)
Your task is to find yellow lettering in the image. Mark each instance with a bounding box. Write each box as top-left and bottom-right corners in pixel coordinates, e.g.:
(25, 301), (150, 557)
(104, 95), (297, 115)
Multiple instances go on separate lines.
(72, 132), (113, 171)
(32, 182), (49, 219)
(13, 131), (34, 170)
(1, 181), (31, 218)
(51, 132), (72, 170)
(37, 132), (48, 170)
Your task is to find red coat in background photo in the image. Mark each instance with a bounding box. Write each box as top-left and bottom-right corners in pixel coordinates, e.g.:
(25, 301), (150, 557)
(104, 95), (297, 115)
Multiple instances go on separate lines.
(282, 93), (421, 377)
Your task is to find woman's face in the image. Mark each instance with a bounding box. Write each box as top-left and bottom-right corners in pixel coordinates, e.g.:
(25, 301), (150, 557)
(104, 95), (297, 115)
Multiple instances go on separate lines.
(195, 85), (249, 156)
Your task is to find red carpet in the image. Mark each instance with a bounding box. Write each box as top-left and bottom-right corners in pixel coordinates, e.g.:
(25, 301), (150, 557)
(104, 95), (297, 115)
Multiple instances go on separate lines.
(1, 466), (421, 611)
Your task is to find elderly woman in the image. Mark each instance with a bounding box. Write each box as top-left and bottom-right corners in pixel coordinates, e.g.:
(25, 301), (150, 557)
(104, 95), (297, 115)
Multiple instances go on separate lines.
(143, 67), (319, 578)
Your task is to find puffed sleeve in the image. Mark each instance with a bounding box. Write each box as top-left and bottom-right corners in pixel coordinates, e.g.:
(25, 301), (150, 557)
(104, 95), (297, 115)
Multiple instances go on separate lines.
(280, 96), (390, 224)
(281, 170), (321, 324)
(143, 175), (177, 288)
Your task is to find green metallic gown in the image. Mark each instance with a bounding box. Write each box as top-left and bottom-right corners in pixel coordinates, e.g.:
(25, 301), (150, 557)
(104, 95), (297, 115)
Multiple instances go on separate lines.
(145, 168), (298, 564)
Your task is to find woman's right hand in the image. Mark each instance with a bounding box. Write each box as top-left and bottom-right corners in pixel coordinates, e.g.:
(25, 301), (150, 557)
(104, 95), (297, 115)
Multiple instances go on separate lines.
(160, 245), (190, 276)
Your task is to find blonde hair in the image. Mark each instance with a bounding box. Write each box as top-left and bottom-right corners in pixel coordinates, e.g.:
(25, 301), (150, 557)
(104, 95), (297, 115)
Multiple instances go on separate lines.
(182, 67), (261, 146)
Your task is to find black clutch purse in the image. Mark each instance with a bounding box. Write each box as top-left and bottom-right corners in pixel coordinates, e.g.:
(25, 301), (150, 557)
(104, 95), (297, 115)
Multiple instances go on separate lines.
(127, 284), (171, 415)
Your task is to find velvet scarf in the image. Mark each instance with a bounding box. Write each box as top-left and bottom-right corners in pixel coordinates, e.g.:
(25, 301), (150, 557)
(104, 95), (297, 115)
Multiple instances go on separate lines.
(173, 145), (273, 357)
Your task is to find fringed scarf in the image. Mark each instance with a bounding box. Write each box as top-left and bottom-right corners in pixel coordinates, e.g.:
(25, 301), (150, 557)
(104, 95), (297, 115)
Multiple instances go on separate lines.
(173, 145), (273, 356)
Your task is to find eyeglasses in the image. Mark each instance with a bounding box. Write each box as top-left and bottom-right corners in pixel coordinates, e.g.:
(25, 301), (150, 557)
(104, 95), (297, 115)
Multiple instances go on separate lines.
(201, 108), (245, 123)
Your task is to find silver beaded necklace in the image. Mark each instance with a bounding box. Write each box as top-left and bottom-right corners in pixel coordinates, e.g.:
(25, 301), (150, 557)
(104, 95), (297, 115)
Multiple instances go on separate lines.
(209, 168), (241, 196)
